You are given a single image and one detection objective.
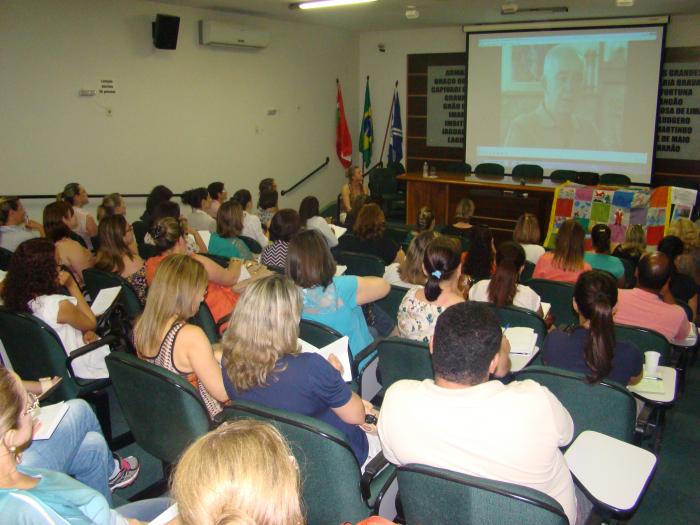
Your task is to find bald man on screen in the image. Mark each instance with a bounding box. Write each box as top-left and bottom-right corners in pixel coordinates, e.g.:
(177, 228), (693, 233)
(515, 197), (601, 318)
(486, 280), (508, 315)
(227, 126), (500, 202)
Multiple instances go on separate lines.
(505, 45), (601, 150)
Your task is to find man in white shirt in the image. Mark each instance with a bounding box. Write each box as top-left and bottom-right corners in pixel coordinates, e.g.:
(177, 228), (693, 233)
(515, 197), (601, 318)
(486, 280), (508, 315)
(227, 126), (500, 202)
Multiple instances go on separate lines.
(378, 302), (584, 524)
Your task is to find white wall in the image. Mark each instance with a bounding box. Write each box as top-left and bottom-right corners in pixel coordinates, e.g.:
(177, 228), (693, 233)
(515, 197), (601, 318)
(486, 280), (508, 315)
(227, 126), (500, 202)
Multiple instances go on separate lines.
(359, 15), (700, 170)
(0, 0), (359, 222)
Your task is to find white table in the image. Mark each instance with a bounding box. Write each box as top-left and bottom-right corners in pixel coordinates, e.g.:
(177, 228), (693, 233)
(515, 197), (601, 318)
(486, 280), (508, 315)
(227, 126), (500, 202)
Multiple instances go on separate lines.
(565, 430), (656, 514)
(674, 322), (698, 348)
(627, 365), (677, 404)
(510, 347), (539, 373)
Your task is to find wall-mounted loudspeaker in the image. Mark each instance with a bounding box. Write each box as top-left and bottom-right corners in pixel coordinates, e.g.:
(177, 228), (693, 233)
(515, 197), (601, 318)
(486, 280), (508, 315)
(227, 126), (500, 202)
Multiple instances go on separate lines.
(152, 14), (180, 50)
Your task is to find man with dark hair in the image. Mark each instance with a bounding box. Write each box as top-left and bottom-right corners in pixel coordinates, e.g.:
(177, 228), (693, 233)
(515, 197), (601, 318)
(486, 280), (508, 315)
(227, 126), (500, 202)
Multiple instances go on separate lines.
(615, 252), (693, 343)
(378, 302), (580, 524)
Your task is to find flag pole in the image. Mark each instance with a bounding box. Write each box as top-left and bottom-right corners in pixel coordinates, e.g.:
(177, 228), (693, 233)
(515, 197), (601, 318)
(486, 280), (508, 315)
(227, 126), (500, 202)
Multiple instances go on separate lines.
(379, 81), (399, 163)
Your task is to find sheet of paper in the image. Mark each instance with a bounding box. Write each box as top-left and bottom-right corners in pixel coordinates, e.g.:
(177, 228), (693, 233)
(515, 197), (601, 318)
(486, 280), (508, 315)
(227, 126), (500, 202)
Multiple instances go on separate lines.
(631, 378), (665, 395)
(239, 263), (251, 281)
(197, 230), (211, 247)
(335, 265), (347, 276)
(329, 224), (347, 239)
(504, 327), (537, 355)
(149, 504), (178, 525)
(90, 287), (121, 316)
(300, 336), (352, 382)
(0, 270), (6, 282)
(33, 402), (69, 440)
(541, 302), (551, 318)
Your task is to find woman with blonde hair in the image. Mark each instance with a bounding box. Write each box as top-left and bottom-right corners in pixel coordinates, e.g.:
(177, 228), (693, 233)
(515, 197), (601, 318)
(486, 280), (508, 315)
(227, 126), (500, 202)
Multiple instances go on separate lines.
(383, 230), (439, 288)
(441, 198), (475, 242)
(221, 274), (377, 465)
(171, 420), (303, 525)
(612, 224), (646, 268)
(96, 193), (126, 222)
(208, 200), (253, 260)
(340, 165), (370, 213)
(135, 254), (228, 418)
(43, 201), (94, 287)
(94, 215), (147, 305)
(533, 219), (591, 284)
(668, 218), (700, 251)
(513, 213), (545, 264)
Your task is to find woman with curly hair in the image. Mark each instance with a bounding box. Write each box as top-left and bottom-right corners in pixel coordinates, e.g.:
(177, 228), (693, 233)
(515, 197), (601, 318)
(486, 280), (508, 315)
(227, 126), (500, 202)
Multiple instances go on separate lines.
(94, 215), (147, 306)
(43, 201), (94, 287)
(339, 203), (405, 265)
(1, 238), (109, 379)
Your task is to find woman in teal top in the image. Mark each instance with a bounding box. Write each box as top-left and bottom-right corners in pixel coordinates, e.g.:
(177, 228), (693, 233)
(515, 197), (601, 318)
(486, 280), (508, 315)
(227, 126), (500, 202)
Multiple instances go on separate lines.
(207, 200), (253, 260)
(0, 365), (167, 525)
(286, 230), (389, 367)
(584, 224), (625, 282)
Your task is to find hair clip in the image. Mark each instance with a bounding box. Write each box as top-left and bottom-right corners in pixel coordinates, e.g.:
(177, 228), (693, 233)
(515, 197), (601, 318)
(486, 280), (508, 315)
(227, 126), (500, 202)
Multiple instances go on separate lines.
(431, 270), (442, 279)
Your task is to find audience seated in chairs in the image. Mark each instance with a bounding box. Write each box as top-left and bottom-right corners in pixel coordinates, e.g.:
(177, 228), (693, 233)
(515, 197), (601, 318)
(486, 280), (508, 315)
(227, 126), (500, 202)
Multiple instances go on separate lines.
(299, 195), (338, 248)
(143, 201), (207, 255)
(397, 237), (464, 344)
(614, 252), (693, 344)
(135, 254), (228, 419)
(43, 201), (95, 288)
(513, 212), (545, 265)
(220, 274), (380, 466)
(207, 200), (253, 261)
(181, 187), (216, 233)
(462, 224), (495, 286)
(94, 215), (147, 307)
(287, 229), (389, 362)
(2, 238), (109, 379)
(0, 366), (162, 524)
(469, 241), (543, 316)
(58, 182), (98, 251)
(231, 188), (269, 250)
(542, 270), (643, 386)
(0, 196), (43, 252)
(584, 224), (625, 284)
(405, 206), (436, 243)
(339, 203), (405, 266)
(533, 219), (591, 284)
(383, 230), (439, 289)
(658, 235), (698, 319)
(260, 209), (302, 269)
(440, 198), (475, 243)
(206, 181), (227, 219)
(144, 217), (243, 329)
(378, 301), (591, 525)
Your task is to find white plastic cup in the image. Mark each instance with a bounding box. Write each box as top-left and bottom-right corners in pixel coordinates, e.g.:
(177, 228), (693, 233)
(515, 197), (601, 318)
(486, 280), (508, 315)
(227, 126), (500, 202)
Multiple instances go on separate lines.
(644, 351), (660, 376)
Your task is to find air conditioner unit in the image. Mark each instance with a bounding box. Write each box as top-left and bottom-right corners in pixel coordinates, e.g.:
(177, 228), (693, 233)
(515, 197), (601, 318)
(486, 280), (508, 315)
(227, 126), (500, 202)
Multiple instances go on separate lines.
(199, 20), (270, 49)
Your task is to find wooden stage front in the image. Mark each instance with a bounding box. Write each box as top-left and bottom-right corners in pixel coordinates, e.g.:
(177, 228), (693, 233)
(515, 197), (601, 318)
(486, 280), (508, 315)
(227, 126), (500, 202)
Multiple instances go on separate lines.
(398, 172), (559, 244)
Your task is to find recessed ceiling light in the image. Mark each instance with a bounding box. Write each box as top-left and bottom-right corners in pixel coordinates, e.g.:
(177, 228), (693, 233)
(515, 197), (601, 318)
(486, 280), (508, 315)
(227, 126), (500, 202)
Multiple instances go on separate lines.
(291, 0), (377, 10)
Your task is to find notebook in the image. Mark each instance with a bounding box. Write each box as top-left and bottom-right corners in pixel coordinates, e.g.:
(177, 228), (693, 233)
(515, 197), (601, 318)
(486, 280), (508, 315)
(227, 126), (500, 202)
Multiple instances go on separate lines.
(503, 327), (538, 356)
(631, 377), (665, 395)
(541, 302), (551, 318)
(33, 402), (70, 440)
(299, 336), (352, 382)
(197, 230), (211, 247)
(335, 265), (347, 276)
(90, 287), (121, 316)
(329, 224), (347, 239)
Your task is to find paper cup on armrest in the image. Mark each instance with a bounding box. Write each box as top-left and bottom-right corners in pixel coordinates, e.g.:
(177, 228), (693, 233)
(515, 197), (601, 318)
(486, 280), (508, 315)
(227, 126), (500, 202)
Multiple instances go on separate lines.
(644, 351), (660, 376)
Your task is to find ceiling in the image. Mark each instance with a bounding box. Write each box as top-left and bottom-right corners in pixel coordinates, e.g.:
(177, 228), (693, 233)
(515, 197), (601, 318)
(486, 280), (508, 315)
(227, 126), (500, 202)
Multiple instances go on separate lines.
(151, 0), (700, 32)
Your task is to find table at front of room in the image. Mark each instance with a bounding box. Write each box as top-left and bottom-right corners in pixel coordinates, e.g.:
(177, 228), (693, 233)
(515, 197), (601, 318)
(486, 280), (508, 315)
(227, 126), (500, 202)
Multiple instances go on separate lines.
(397, 172), (559, 244)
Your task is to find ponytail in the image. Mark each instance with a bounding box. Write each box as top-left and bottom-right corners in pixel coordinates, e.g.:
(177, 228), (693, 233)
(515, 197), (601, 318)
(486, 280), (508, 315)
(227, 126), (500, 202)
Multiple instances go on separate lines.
(488, 241), (525, 307)
(423, 238), (461, 301)
(574, 270), (618, 384)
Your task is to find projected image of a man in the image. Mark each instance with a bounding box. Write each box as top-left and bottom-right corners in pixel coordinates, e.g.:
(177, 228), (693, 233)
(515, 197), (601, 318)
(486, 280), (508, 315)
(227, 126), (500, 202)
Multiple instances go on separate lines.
(505, 45), (600, 150)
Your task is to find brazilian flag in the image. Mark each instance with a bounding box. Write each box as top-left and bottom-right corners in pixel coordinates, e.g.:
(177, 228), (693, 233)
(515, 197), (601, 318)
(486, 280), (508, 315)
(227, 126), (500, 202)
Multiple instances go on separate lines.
(359, 77), (373, 169)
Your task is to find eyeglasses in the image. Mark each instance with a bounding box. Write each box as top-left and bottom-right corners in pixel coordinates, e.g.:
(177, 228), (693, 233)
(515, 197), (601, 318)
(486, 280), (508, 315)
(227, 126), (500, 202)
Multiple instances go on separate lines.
(24, 392), (39, 417)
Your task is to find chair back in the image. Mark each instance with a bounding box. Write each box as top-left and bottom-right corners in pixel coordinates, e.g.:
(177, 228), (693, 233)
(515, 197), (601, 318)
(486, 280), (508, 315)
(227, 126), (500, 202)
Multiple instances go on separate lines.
(620, 257), (636, 288)
(614, 324), (670, 365)
(105, 352), (210, 464)
(374, 285), (408, 325)
(200, 252), (229, 268)
(447, 162), (471, 173)
(189, 302), (220, 343)
(138, 243), (159, 260)
(527, 279), (577, 327)
(132, 220), (148, 245)
(397, 464), (568, 525)
(387, 161), (406, 176)
(600, 173), (631, 186)
(0, 307), (80, 400)
(0, 247), (13, 271)
(319, 199), (339, 223)
(335, 250), (385, 277)
(475, 163), (505, 176)
(83, 268), (143, 320)
(369, 167), (397, 195)
(488, 304), (547, 347)
(384, 224), (412, 246)
(514, 366), (636, 442)
(576, 171), (600, 186)
(299, 318), (343, 348)
(512, 164), (544, 181)
(222, 401), (375, 525)
(550, 170), (577, 183)
(377, 337), (432, 392)
(521, 260), (535, 282)
(239, 235), (263, 254)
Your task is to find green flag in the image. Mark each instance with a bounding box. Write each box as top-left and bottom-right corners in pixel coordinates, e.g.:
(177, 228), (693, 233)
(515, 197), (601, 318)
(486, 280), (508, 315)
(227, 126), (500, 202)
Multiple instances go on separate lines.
(359, 77), (374, 169)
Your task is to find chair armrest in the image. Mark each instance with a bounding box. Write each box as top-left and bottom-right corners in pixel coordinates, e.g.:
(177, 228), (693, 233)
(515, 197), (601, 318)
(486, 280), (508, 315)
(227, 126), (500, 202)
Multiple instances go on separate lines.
(360, 451), (391, 501)
(352, 339), (380, 378)
(215, 313), (232, 332)
(66, 335), (117, 385)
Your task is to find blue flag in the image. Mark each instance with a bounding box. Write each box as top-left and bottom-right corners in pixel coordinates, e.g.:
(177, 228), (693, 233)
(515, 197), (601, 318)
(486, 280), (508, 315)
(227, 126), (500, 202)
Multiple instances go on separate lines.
(388, 91), (403, 164)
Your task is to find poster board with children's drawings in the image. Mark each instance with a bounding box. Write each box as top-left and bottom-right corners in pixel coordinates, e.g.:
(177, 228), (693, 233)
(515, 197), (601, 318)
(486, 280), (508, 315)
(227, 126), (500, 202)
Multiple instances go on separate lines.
(543, 182), (697, 250)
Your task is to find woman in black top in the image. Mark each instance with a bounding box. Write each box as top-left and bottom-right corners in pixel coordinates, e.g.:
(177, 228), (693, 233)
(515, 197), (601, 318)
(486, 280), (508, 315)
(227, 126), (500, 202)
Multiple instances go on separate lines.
(658, 235), (697, 319)
(339, 203), (405, 265)
(463, 225), (495, 285)
(441, 198), (475, 243)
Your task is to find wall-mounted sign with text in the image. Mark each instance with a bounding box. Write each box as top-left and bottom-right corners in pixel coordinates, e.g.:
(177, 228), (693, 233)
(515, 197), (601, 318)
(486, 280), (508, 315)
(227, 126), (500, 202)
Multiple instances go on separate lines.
(656, 62), (700, 160)
(427, 65), (465, 148)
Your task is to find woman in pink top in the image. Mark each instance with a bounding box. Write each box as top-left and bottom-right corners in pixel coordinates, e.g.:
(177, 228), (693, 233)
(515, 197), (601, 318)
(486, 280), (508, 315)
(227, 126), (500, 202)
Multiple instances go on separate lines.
(533, 219), (591, 284)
